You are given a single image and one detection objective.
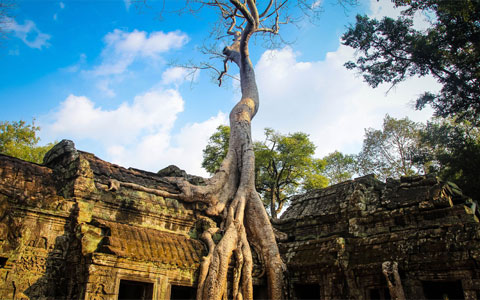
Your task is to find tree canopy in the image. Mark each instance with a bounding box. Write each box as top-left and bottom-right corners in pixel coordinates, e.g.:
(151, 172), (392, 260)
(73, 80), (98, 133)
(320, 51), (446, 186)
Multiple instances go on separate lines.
(202, 125), (230, 175)
(356, 115), (425, 181)
(0, 120), (54, 164)
(342, 0), (480, 124)
(415, 117), (480, 200)
(254, 128), (327, 219)
(321, 150), (356, 185)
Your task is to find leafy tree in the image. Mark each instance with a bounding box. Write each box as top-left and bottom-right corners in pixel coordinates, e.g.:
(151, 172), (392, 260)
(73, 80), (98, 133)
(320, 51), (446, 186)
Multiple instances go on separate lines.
(0, 120), (54, 164)
(357, 115), (426, 181)
(415, 117), (480, 199)
(202, 125), (230, 175)
(202, 126), (328, 219)
(254, 129), (327, 219)
(321, 150), (356, 185)
(342, 0), (480, 124)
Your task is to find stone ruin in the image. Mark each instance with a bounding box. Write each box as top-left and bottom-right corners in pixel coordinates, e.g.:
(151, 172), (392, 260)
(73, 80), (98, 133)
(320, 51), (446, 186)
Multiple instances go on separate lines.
(0, 140), (479, 299)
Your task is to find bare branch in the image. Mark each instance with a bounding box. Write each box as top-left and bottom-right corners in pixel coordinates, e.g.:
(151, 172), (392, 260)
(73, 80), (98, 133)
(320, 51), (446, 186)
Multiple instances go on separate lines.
(258, 0), (274, 18)
(229, 0), (255, 25)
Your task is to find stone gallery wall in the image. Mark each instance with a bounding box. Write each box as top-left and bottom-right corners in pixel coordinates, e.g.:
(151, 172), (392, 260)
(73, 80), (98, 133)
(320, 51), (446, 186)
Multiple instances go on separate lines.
(0, 140), (209, 300)
(277, 175), (480, 300)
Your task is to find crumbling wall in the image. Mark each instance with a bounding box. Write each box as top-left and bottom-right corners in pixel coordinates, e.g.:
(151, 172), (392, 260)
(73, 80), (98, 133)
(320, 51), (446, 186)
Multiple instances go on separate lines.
(0, 140), (210, 300)
(277, 175), (480, 300)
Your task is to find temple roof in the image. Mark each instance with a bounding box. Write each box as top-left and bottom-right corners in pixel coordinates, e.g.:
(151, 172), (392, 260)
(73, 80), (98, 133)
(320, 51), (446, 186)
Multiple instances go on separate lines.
(95, 219), (206, 268)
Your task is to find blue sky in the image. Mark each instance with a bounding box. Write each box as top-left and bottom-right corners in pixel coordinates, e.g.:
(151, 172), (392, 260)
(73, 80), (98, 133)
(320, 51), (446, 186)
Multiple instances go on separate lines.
(0, 0), (438, 176)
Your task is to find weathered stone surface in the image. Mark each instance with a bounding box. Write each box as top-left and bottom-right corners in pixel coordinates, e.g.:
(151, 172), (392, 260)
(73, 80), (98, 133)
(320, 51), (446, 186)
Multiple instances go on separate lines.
(1, 140), (480, 300)
(0, 141), (213, 300)
(278, 174), (480, 299)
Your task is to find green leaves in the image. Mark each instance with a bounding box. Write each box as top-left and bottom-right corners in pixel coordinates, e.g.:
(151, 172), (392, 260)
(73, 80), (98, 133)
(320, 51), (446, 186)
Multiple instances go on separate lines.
(321, 150), (356, 185)
(201, 125), (230, 175)
(0, 120), (54, 164)
(254, 129), (328, 219)
(416, 117), (480, 199)
(342, 0), (480, 124)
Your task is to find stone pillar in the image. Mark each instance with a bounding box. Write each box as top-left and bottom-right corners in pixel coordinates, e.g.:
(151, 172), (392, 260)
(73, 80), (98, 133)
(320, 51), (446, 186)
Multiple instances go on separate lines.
(156, 275), (169, 300)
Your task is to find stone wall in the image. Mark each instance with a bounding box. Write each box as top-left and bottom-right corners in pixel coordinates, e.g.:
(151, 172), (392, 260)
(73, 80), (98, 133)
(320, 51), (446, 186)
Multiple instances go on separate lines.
(276, 175), (480, 300)
(0, 140), (211, 300)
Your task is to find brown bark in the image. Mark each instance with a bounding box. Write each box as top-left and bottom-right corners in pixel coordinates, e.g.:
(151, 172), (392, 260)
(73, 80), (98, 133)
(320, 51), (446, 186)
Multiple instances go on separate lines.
(161, 2), (286, 298)
(382, 261), (406, 300)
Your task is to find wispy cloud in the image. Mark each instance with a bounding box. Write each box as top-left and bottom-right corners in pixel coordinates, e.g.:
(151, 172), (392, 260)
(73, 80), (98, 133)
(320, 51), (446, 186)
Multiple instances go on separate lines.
(5, 18), (51, 49)
(53, 2), (65, 20)
(124, 0), (131, 11)
(161, 66), (199, 86)
(84, 29), (189, 96)
(90, 29), (189, 77)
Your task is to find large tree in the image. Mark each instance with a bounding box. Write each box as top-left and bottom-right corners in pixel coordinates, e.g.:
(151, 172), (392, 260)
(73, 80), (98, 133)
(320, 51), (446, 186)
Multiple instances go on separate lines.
(0, 120), (54, 164)
(255, 129), (327, 219)
(356, 115), (426, 181)
(342, 0), (480, 124)
(137, 1), (354, 299)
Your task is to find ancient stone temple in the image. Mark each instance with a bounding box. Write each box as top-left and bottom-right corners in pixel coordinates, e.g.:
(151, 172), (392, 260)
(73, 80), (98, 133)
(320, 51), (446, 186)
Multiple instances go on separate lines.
(0, 140), (479, 299)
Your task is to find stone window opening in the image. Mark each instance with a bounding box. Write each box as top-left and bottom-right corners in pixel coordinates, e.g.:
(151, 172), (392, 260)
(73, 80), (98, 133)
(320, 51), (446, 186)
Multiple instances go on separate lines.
(253, 284), (268, 300)
(0, 257), (8, 268)
(169, 285), (196, 300)
(368, 287), (391, 300)
(118, 279), (154, 300)
(293, 283), (321, 300)
(422, 280), (464, 300)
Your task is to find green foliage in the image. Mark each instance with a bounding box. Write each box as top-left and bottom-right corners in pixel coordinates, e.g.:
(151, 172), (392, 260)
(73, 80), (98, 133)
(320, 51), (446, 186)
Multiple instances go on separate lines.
(202, 126), (328, 219)
(321, 150), (356, 185)
(0, 120), (54, 164)
(342, 0), (480, 124)
(202, 125), (230, 175)
(254, 128), (327, 219)
(357, 115), (426, 181)
(415, 117), (480, 200)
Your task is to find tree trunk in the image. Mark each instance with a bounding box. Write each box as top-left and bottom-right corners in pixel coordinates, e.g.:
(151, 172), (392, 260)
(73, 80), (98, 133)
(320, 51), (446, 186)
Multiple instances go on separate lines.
(166, 20), (285, 300)
(270, 189), (277, 220)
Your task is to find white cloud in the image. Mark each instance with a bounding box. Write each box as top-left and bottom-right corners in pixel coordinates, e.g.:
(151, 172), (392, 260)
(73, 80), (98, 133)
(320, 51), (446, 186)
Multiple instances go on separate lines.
(108, 111), (227, 176)
(5, 18), (51, 49)
(161, 66), (199, 86)
(90, 29), (189, 77)
(253, 45), (439, 157)
(45, 89), (184, 145)
(369, 0), (432, 30)
(43, 89), (227, 176)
